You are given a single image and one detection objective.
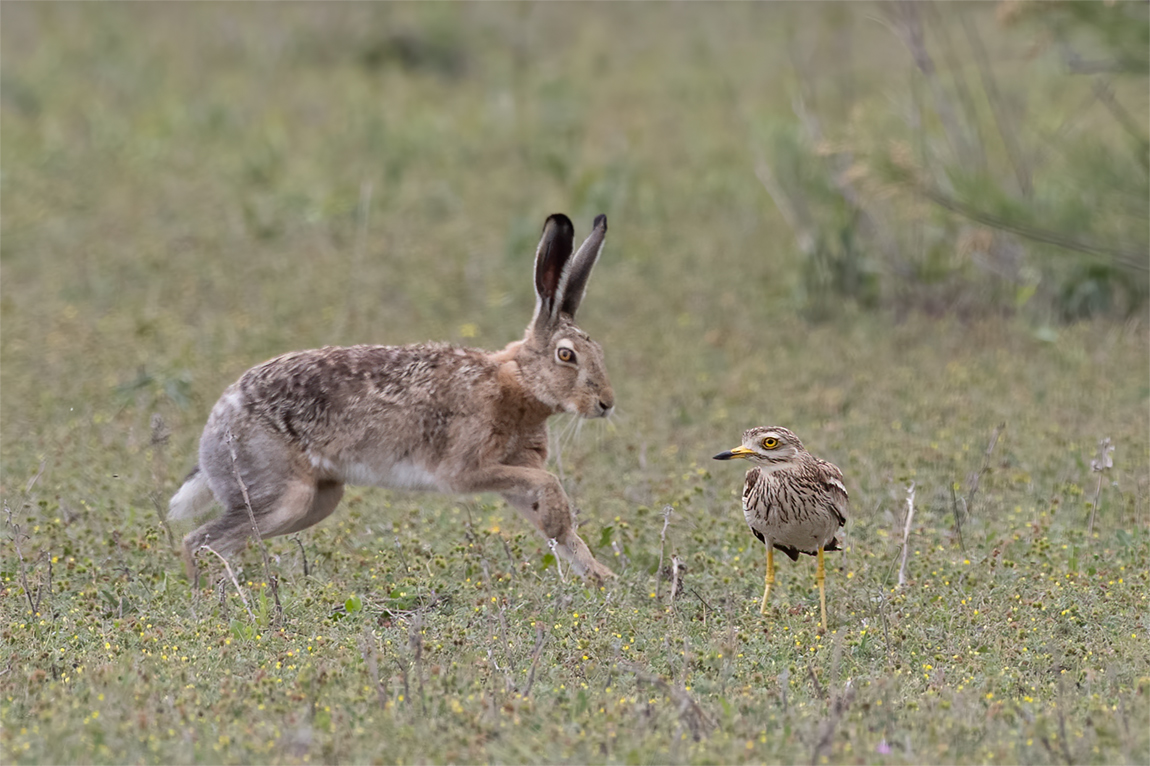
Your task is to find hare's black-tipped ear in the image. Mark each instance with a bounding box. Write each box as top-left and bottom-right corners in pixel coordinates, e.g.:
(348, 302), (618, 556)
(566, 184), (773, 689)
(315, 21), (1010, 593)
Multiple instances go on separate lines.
(532, 213), (575, 330)
(558, 214), (606, 318)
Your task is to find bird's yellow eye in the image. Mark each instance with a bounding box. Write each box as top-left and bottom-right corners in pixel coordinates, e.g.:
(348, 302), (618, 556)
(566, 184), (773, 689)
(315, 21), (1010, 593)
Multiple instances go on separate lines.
(762, 437), (779, 449)
(557, 347), (575, 363)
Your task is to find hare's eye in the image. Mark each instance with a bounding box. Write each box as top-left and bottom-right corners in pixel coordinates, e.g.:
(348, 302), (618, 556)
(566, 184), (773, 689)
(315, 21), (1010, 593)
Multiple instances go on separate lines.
(556, 347), (576, 364)
(761, 437), (779, 449)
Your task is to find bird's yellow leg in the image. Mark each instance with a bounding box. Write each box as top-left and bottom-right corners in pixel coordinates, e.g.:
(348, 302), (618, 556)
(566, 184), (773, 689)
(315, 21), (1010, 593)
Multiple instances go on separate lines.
(760, 544), (775, 615)
(816, 545), (828, 633)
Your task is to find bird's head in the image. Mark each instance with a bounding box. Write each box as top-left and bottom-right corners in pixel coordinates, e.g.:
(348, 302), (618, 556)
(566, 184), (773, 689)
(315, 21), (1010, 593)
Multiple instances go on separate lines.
(713, 426), (805, 473)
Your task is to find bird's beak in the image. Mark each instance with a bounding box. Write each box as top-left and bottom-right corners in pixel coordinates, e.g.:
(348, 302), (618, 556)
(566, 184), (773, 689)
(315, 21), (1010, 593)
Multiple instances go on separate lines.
(713, 446), (754, 461)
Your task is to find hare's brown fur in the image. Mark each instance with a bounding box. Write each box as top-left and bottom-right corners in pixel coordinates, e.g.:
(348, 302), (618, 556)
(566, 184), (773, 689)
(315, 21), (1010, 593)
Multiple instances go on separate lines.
(171, 214), (615, 582)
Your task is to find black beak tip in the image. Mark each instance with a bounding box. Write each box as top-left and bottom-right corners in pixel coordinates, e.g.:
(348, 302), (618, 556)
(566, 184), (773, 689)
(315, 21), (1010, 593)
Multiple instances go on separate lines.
(713, 451), (733, 461)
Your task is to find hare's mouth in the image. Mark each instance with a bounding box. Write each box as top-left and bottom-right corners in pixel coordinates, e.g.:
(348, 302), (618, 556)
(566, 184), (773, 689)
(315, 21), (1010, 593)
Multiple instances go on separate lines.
(565, 401), (610, 418)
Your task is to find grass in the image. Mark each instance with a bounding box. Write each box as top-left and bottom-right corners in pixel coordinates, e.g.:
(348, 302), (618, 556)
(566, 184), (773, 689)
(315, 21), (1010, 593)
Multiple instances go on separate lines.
(2, 4), (1148, 764)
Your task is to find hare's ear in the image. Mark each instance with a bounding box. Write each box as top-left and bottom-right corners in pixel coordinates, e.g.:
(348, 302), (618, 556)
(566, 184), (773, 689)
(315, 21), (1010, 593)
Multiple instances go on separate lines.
(557, 214), (606, 319)
(531, 213), (576, 332)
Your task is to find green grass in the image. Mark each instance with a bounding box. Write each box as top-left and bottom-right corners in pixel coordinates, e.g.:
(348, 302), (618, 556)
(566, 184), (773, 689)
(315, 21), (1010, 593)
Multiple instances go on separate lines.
(2, 4), (1148, 764)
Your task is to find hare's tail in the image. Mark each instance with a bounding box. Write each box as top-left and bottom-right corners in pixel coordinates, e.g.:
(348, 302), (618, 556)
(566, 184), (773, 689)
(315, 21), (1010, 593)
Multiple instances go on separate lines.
(168, 466), (214, 521)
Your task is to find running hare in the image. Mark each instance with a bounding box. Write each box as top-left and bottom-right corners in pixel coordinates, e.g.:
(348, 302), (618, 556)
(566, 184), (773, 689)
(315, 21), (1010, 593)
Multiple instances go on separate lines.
(170, 214), (616, 582)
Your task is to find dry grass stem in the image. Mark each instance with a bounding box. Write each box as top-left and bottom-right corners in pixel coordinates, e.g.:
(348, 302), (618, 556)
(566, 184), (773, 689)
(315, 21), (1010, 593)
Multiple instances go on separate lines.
(292, 535), (309, 577)
(1088, 437), (1114, 537)
(521, 623), (547, 698)
(225, 429), (283, 625)
(669, 554), (684, 604)
(656, 505), (672, 600)
(197, 544), (254, 620)
(625, 662), (714, 741)
(899, 482), (916, 589)
(965, 422), (1005, 516)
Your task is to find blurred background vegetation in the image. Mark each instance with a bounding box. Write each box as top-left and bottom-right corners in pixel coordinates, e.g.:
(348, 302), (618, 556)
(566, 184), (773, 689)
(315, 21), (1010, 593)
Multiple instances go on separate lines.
(2, 1), (1146, 442)
(1, 3), (1147, 764)
(756, 1), (1148, 321)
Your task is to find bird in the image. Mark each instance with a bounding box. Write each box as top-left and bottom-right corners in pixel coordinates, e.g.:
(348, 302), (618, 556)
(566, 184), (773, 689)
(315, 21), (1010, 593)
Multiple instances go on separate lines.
(713, 426), (848, 632)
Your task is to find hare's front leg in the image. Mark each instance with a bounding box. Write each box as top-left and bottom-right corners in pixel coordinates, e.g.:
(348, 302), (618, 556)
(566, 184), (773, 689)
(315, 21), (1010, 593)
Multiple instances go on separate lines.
(453, 466), (615, 582)
(502, 481), (616, 583)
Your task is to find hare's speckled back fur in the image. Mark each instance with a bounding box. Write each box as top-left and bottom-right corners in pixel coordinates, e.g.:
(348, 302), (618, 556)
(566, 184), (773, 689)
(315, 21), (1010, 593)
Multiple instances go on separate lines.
(170, 214), (615, 582)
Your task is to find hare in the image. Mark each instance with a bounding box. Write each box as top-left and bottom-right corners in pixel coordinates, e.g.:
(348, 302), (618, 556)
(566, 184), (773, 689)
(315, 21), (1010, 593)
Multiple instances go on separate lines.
(169, 213), (616, 583)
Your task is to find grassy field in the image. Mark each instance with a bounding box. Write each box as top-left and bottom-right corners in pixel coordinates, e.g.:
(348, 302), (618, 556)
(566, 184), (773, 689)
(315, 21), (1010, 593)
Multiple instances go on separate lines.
(2, 4), (1148, 764)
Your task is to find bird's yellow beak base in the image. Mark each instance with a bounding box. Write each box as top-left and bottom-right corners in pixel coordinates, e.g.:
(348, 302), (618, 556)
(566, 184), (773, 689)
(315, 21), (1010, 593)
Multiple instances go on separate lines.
(713, 446), (755, 460)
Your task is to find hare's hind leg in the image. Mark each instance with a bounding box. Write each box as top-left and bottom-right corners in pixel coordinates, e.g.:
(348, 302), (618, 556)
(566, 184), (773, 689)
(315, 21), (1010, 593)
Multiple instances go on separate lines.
(181, 477), (318, 582)
(182, 424), (341, 581)
(282, 480), (344, 534)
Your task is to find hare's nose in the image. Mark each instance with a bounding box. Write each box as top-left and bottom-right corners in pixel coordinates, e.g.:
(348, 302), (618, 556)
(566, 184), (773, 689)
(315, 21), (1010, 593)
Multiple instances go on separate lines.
(597, 391), (615, 416)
